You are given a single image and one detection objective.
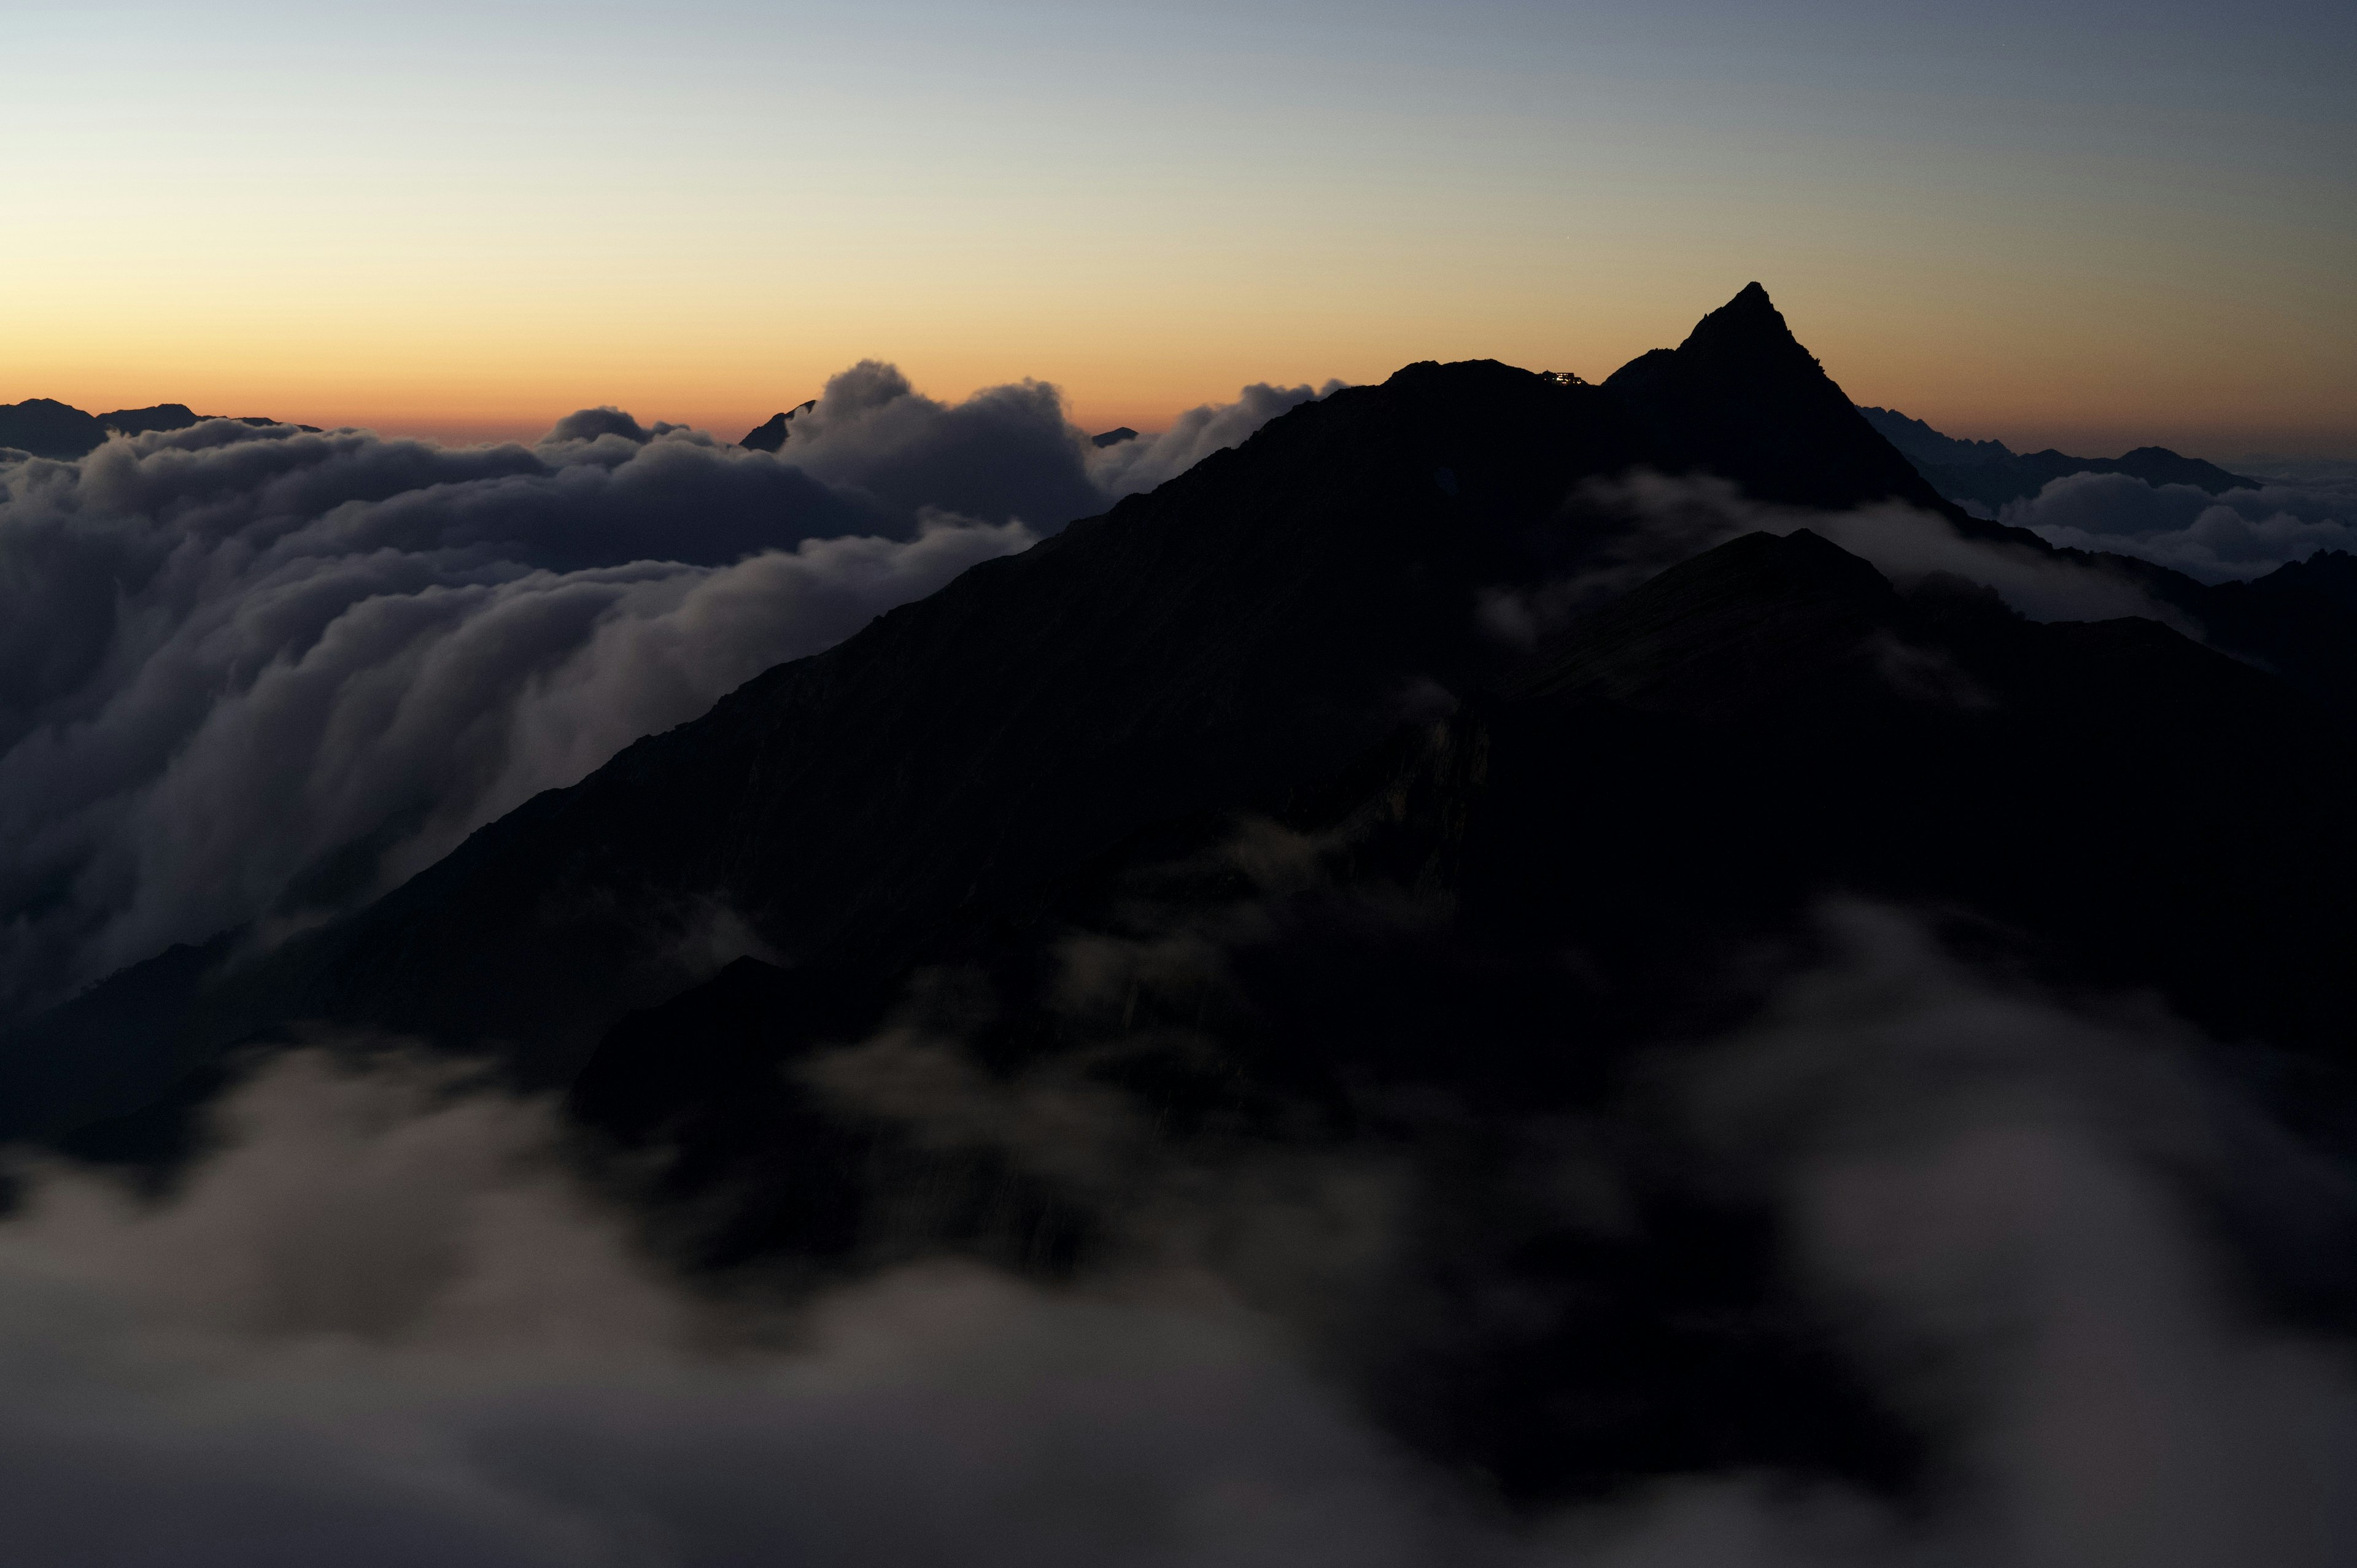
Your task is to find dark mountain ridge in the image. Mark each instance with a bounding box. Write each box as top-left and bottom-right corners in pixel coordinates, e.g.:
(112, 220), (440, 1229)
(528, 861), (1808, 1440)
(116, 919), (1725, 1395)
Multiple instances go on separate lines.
(15, 282), (2357, 1511)
(0, 398), (312, 459)
(8, 284), (2355, 1136)
(563, 523), (2357, 1500)
(1857, 403), (2256, 509)
(4, 285), (1987, 1125)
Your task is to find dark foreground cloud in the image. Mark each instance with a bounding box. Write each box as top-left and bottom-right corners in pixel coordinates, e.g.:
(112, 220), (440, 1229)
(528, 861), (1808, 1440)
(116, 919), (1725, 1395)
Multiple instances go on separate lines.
(1999, 471), (2357, 583)
(0, 905), (2347, 1566)
(0, 373), (1327, 1020)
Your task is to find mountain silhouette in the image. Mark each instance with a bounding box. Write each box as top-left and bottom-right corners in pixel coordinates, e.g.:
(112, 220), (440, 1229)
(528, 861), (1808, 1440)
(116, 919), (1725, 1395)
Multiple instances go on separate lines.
(1607, 284), (1959, 516)
(10, 284), (2354, 1133)
(15, 281), (2357, 1504)
(0, 399), (309, 458)
(1857, 404), (2256, 508)
(566, 522), (2357, 1500)
(9, 287), (1966, 1111)
(93, 403), (203, 437)
(0, 399), (107, 459)
(740, 398), (816, 451)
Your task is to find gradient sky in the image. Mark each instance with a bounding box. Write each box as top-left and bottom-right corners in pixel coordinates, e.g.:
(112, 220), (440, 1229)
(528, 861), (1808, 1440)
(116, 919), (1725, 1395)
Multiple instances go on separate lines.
(5, 0), (2352, 457)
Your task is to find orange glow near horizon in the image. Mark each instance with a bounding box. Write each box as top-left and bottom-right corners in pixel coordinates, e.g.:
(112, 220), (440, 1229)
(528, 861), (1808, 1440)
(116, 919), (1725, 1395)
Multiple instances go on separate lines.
(15, 270), (2348, 463)
(6, 3), (2350, 462)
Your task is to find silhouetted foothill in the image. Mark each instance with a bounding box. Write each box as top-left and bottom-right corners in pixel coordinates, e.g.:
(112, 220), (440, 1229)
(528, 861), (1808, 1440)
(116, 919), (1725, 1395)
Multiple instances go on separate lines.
(1090, 426), (1137, 448)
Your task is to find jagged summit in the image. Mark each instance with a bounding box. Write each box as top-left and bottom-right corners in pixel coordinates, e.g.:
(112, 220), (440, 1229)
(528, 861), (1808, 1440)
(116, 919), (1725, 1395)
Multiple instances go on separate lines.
(1675, 280), (1817, 369)
(740, 399), (816, 452)
(1857, 406), (2018, 469)
(1605, 284), (1949, 515)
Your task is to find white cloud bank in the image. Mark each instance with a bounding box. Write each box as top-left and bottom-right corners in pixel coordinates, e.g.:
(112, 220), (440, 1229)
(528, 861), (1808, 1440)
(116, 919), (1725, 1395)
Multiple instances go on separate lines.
(0, 906), (2346, 1566)
(1479, 472), (2185, 648)
(0, 369), (1330, 1019)
(2001, 471), (2357, 584)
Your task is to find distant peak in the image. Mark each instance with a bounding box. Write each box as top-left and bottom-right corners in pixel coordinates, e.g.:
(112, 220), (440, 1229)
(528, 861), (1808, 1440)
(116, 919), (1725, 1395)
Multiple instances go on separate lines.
(740, 400), (815, 453)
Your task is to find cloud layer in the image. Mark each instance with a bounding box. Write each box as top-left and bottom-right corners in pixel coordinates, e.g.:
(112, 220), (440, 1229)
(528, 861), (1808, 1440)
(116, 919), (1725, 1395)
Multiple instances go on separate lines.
(1087, 380), (1345, 497)
(0, 371), (1328, 1020)
(1477, 471), (2185, 648)
(0, 1052), (1446, 1568)
(1999, 471), (2357, 583)
(0, 906), (2347, 1565)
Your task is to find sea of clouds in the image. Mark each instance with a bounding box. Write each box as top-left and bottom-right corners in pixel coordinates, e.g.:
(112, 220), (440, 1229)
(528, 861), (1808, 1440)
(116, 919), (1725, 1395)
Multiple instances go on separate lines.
(0, 904), (2347, 1566)
(2, 366), (2353, 1562)
(1997, 469), (2357, 584)
(1475, 471), (2191, 651)
(0, 367), (1334, 1021)
(6, 363), (2345, 1035)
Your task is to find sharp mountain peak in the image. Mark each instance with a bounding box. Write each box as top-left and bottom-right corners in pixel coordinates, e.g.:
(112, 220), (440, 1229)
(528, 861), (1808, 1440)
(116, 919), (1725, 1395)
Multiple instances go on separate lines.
(1676, 280), (1817, 366)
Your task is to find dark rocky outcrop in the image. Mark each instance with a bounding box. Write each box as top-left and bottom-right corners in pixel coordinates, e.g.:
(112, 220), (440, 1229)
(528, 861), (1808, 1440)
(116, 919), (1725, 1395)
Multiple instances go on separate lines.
(740, 399), (816, 452)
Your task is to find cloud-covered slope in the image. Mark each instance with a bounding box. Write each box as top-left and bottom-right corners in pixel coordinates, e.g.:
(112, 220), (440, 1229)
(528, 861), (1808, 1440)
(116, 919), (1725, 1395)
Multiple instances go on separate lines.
(13, 284), (2355, 1145)
(6, 288), (2357, 1543)
(0, 371), (1327, 1034)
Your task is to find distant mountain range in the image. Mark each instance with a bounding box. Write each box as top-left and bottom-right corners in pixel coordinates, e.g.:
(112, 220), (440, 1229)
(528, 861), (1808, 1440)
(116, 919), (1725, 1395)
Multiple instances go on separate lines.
(10, 284), (2357, 1506)
(0, 399), (314, 459)
(1856, 404), (2257, 509)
